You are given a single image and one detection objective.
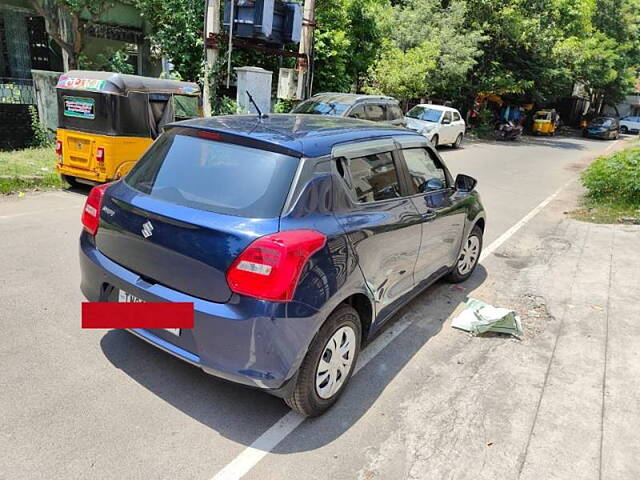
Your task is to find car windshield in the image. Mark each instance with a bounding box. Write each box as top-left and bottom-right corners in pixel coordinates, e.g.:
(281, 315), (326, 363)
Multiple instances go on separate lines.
(125, 131), (299, 218)
(592, 118), (613, 127)
(291, 99), (350, 116)
(406, 106), (442, 122)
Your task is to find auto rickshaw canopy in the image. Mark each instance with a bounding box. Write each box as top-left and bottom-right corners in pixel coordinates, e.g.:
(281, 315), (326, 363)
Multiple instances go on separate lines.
(56, 71), (200, 97)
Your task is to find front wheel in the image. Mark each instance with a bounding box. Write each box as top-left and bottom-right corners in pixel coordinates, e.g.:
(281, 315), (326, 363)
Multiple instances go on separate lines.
(452, 133), (463, 148)
(431, 134), (439, 147)
(446, 224), (483, 283)
(284, 305), (361, 417)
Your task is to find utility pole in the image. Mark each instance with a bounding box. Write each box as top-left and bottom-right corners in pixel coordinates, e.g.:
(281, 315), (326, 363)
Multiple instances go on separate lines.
(203, 0), (220, 116)
(297, 0), (315, 100)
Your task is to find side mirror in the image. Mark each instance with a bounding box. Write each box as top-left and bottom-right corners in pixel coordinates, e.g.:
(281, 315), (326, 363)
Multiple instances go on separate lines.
(442, 118), (451, 125)
(455, 174), (477, 192)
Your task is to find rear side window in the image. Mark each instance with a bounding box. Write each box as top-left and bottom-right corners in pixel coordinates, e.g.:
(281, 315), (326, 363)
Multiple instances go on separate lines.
(348, 152), (401, 203)
(453, 111), (461, 122)
(125, 132), (299, 218)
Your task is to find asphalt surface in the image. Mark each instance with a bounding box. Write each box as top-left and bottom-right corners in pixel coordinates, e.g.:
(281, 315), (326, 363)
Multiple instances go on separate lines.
(0, 133), (628, 480)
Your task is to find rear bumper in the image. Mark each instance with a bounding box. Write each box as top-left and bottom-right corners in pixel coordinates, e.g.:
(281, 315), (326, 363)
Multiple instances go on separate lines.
(56, 163), (108, 183)
(79, 232), (322, 395)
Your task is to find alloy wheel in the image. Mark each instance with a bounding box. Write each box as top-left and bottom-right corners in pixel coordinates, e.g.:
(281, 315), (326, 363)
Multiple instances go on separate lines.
(457, 234), (480, 275)
(315, 326), (357, 399)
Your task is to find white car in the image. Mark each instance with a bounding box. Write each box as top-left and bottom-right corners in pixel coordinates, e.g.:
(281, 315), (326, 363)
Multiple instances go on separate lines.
(619, 116), (640, 134)
(404, 104), (466, 147)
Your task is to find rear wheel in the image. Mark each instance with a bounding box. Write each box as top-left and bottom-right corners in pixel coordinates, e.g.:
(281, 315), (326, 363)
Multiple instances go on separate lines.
(284, 305), (361, 417)
(61, 174), (79, 188)
(452, 133), (463, 148)
(446, 224), (483, 283)
(621, 126), (628, 134)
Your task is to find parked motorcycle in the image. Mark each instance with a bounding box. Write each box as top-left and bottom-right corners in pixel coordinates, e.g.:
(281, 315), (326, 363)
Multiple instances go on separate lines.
(494, 121), (523, 140)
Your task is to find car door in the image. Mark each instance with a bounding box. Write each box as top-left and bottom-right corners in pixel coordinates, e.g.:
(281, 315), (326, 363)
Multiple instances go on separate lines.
(331, 139), (422, 321)
(452, 110), (465, 138)
(440, 111), (454, 143)
(396, 140), (467, 285)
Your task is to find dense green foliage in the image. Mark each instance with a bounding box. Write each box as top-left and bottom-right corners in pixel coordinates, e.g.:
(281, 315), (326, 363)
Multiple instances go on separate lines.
(582, 145), (640, 205)
(131, 0), (639, 109)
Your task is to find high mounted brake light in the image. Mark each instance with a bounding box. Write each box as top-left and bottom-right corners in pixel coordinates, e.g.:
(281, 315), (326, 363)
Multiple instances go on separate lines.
(226, 230), (327, 302)
(81, 183), (111, 236)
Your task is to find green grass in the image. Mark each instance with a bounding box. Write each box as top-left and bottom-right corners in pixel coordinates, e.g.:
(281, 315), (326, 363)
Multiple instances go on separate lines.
(572, 140), (640, 224)
(0, 146), (67, 194)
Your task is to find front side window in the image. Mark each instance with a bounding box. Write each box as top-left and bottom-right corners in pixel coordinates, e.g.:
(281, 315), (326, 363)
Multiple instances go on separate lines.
(402, 148), (447, 194)
(291, 99), (349, 116)
(125, 132), (299, 218)
(364, 104), (386, 122)
(443, 111), (453, 123)
(348, 104), (366, 119)
(387, 104), (403, 120)
(348, 152), (401, 203)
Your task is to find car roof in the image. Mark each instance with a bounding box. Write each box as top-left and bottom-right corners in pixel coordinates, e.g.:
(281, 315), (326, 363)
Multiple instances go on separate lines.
(171, 114), (416, 158)
(57, 70), (200, 96)
(307, 92), (398, 104)
(410, 104), (458, 112)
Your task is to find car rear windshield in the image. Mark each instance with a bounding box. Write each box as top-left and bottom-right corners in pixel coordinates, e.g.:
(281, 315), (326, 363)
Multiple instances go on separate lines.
(291, 99), (350, 116)
(125, 132), (299, 218)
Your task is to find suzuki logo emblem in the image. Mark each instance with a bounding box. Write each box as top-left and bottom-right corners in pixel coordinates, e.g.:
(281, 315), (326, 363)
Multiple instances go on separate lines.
(141, 220), (154, 238)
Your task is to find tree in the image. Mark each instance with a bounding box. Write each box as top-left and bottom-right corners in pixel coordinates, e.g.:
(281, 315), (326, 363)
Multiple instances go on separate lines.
(135, 0), (205, 82)
(28, 0), (115, 70)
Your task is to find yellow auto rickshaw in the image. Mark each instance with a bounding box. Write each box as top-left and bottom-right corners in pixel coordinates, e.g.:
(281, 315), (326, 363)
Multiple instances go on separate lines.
(532, 109), (559, 135)
(55, 70), (201, 185)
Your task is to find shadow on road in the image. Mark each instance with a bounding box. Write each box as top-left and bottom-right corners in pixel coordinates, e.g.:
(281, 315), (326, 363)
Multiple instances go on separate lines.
(100, 265), (488, 452)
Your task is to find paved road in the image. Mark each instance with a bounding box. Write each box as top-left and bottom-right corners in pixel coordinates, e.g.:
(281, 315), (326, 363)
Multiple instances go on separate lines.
(0, 134), (626, 480)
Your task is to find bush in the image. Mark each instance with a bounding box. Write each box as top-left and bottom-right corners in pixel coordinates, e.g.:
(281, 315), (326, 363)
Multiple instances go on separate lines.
(581, 145), (640, 205)
(29, 106), (52, 148)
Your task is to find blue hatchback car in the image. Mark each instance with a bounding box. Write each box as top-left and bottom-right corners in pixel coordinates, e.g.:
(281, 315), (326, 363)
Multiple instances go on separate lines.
(79, 114), (485, 416)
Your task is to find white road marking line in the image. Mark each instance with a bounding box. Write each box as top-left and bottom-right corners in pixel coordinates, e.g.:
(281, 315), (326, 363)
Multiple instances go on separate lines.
(211, 178), (575, 480)
(480, 179), (573, 261)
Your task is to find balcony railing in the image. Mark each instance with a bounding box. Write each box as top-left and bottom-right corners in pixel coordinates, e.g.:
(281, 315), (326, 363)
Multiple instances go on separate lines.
(0, 78), (36, 105)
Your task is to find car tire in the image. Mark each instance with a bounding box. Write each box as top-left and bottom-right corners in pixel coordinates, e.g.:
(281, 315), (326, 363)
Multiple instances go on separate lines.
(61, 174), (79, 188)
(446, 224), (483, 283)
(284, 304), (361, 417)
(452, 134), (463, 148)
(621, 126), (628, 134)
(431, 134), (439, 147)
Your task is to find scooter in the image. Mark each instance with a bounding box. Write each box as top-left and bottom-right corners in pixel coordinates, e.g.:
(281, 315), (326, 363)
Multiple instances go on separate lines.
(494, 121), (523, 140)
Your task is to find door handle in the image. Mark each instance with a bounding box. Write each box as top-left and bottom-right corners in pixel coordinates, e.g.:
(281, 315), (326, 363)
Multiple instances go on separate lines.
(421, 210), (436, 221)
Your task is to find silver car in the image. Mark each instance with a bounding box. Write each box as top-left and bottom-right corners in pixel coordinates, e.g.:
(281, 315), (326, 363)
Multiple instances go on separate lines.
(291, 93), (405, 127)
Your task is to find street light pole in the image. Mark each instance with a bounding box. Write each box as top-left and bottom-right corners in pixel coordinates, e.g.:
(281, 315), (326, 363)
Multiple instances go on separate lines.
(203, 0), (220, 116)
(297, 0), (315, 100)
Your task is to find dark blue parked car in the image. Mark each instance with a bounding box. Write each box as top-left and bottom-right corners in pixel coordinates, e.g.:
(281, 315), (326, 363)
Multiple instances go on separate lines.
(79, 114), (485, 416)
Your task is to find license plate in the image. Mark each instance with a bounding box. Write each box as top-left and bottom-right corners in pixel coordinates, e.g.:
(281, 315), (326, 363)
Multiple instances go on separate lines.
(117, 289), (180, 336)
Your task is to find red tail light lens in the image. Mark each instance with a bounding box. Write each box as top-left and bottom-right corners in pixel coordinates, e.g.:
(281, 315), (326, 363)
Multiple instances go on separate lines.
(81, 183), (111, 236)
(96, 147), (105, 163)
(55, 140), (62, 155)
(226, 230), (327, 302)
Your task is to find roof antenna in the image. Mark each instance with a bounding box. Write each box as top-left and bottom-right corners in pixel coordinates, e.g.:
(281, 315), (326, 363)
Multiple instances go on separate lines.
(246, 90), (268, 120)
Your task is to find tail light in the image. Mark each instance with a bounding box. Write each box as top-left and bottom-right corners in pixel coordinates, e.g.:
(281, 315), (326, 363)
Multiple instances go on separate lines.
(96, 147), (105, 163)
(55, 140), (62, 155)
(226, 230), (326, 302)
(81, 183), (111, 236)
